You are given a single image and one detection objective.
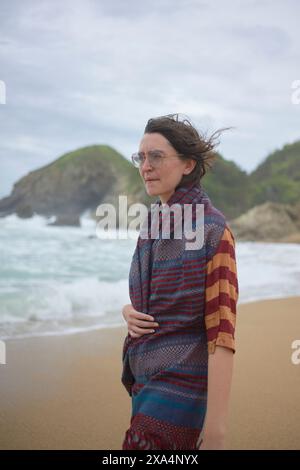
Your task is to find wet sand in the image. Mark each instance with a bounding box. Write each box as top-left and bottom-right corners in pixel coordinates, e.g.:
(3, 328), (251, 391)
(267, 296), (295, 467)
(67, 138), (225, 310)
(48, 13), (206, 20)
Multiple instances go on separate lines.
(0, 296), (299, 449)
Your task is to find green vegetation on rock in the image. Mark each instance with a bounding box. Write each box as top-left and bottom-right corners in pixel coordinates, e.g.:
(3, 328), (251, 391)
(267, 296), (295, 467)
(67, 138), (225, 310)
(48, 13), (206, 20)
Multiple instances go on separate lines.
(0, 138), (299, 227)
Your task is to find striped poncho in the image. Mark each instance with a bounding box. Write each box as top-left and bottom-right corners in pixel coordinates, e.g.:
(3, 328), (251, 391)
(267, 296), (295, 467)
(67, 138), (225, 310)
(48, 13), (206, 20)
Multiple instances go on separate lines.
(121, 182), (239, 450)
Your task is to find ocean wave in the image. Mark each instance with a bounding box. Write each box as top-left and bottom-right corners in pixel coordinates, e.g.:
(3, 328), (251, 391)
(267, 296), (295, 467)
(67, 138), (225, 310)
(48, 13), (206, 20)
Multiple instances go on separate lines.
(1, 214), (300, 339)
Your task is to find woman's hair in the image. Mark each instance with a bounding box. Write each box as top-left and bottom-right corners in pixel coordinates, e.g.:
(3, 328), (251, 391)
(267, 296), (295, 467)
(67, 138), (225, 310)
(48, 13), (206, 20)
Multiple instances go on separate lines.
(144, 113), (231, 188)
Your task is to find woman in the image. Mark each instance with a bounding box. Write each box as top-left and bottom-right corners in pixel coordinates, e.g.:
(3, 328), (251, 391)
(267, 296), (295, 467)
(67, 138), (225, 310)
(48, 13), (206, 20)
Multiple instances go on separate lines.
(121, 114), (239, 450)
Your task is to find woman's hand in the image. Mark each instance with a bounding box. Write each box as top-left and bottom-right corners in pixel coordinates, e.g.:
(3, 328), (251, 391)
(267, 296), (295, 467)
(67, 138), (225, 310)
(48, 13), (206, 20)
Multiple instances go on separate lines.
(122, 304), (159, 338)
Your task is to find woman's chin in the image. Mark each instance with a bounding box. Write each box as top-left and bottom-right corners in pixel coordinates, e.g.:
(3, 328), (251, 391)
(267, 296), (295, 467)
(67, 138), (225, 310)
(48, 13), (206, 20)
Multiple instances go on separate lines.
(145, 183), (160, 196)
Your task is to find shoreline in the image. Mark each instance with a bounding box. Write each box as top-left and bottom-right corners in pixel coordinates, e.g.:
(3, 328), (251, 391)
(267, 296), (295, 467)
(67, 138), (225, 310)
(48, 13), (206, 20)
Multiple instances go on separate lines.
(1, 293), (299, 343)
(0, 296), (300, 450)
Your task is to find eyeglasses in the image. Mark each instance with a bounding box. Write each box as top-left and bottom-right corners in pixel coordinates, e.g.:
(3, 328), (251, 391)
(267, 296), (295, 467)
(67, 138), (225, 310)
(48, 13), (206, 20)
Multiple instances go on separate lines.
(131, 150), (182, 168)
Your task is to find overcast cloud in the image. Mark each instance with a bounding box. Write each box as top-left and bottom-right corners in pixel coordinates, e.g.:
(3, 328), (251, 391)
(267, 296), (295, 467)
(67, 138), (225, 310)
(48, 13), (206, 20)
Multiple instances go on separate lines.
(0, 0), (299, 197)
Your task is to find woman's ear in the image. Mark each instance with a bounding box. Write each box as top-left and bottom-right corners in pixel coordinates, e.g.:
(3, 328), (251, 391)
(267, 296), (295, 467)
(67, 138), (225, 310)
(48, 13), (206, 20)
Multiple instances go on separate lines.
(183, 159), (197, 175)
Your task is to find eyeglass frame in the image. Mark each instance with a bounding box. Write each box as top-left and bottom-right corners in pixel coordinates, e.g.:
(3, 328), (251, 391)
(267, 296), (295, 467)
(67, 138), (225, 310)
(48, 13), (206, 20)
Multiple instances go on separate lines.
(131, 149), (185, 169)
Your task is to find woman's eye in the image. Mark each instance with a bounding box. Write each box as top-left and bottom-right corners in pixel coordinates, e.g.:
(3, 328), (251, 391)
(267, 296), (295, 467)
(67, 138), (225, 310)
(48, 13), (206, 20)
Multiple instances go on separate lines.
(151, 152), (162, 159)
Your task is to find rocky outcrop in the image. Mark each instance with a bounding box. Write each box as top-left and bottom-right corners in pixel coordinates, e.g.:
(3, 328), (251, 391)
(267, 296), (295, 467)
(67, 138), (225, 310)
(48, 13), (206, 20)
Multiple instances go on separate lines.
(47, 214), (81, 227)
(1, 138), (300, 230)
(230, 202), (300, 243)
(0, 145), (150, 226)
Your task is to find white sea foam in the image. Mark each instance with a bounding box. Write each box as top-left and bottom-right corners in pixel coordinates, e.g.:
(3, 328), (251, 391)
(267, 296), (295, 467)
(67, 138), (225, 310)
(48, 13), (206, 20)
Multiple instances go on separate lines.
(0, 214), (299, 339)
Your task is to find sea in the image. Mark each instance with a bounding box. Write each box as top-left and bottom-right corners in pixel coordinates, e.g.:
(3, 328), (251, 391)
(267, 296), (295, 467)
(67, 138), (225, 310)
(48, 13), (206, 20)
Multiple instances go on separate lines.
(0, 213), (300, 340)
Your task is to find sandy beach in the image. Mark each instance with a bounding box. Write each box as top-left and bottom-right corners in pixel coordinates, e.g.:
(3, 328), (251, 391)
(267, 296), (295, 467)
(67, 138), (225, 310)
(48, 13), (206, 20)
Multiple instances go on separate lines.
(0, 296), (299, 450)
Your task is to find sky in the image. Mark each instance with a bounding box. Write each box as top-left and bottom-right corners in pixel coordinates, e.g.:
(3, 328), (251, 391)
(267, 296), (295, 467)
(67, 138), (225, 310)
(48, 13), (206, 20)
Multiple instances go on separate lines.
(0, 0), (299, 198)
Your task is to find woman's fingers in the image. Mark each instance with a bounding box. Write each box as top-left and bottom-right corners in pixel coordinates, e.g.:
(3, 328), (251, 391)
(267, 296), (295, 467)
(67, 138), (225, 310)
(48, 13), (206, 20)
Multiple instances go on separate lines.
(129, 325), (156, 337)
(122, 304), (159, 337)
(127, 309), (159, 328)
(133, 325), (155, 333)
(128, 329), (148, 338)
(128, 317), (159, 337)
(131, 317), (159, 328)
(133, 312), (159, 326)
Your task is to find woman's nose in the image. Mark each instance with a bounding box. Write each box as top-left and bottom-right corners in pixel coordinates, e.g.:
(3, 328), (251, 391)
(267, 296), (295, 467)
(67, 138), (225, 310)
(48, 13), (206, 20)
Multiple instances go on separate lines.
(141, 155), (153, 171)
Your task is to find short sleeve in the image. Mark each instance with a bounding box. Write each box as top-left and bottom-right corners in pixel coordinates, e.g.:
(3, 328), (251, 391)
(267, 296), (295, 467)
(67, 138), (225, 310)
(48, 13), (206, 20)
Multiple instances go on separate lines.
(204, 225), (239, 354)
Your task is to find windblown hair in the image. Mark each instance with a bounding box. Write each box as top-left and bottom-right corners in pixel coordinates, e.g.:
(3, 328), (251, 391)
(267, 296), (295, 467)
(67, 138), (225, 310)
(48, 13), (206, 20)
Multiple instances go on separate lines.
(144, 113), (232, 188)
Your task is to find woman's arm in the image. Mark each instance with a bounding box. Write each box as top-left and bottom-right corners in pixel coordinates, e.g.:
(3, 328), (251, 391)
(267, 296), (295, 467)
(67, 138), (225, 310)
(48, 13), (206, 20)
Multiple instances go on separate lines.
(199, 345), (234, 450)
(200, 225), (238, 450)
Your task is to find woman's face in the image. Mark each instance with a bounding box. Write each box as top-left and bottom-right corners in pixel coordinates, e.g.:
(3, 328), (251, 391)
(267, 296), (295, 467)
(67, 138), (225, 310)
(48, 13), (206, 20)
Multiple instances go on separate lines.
(138, 132), (196, 204)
